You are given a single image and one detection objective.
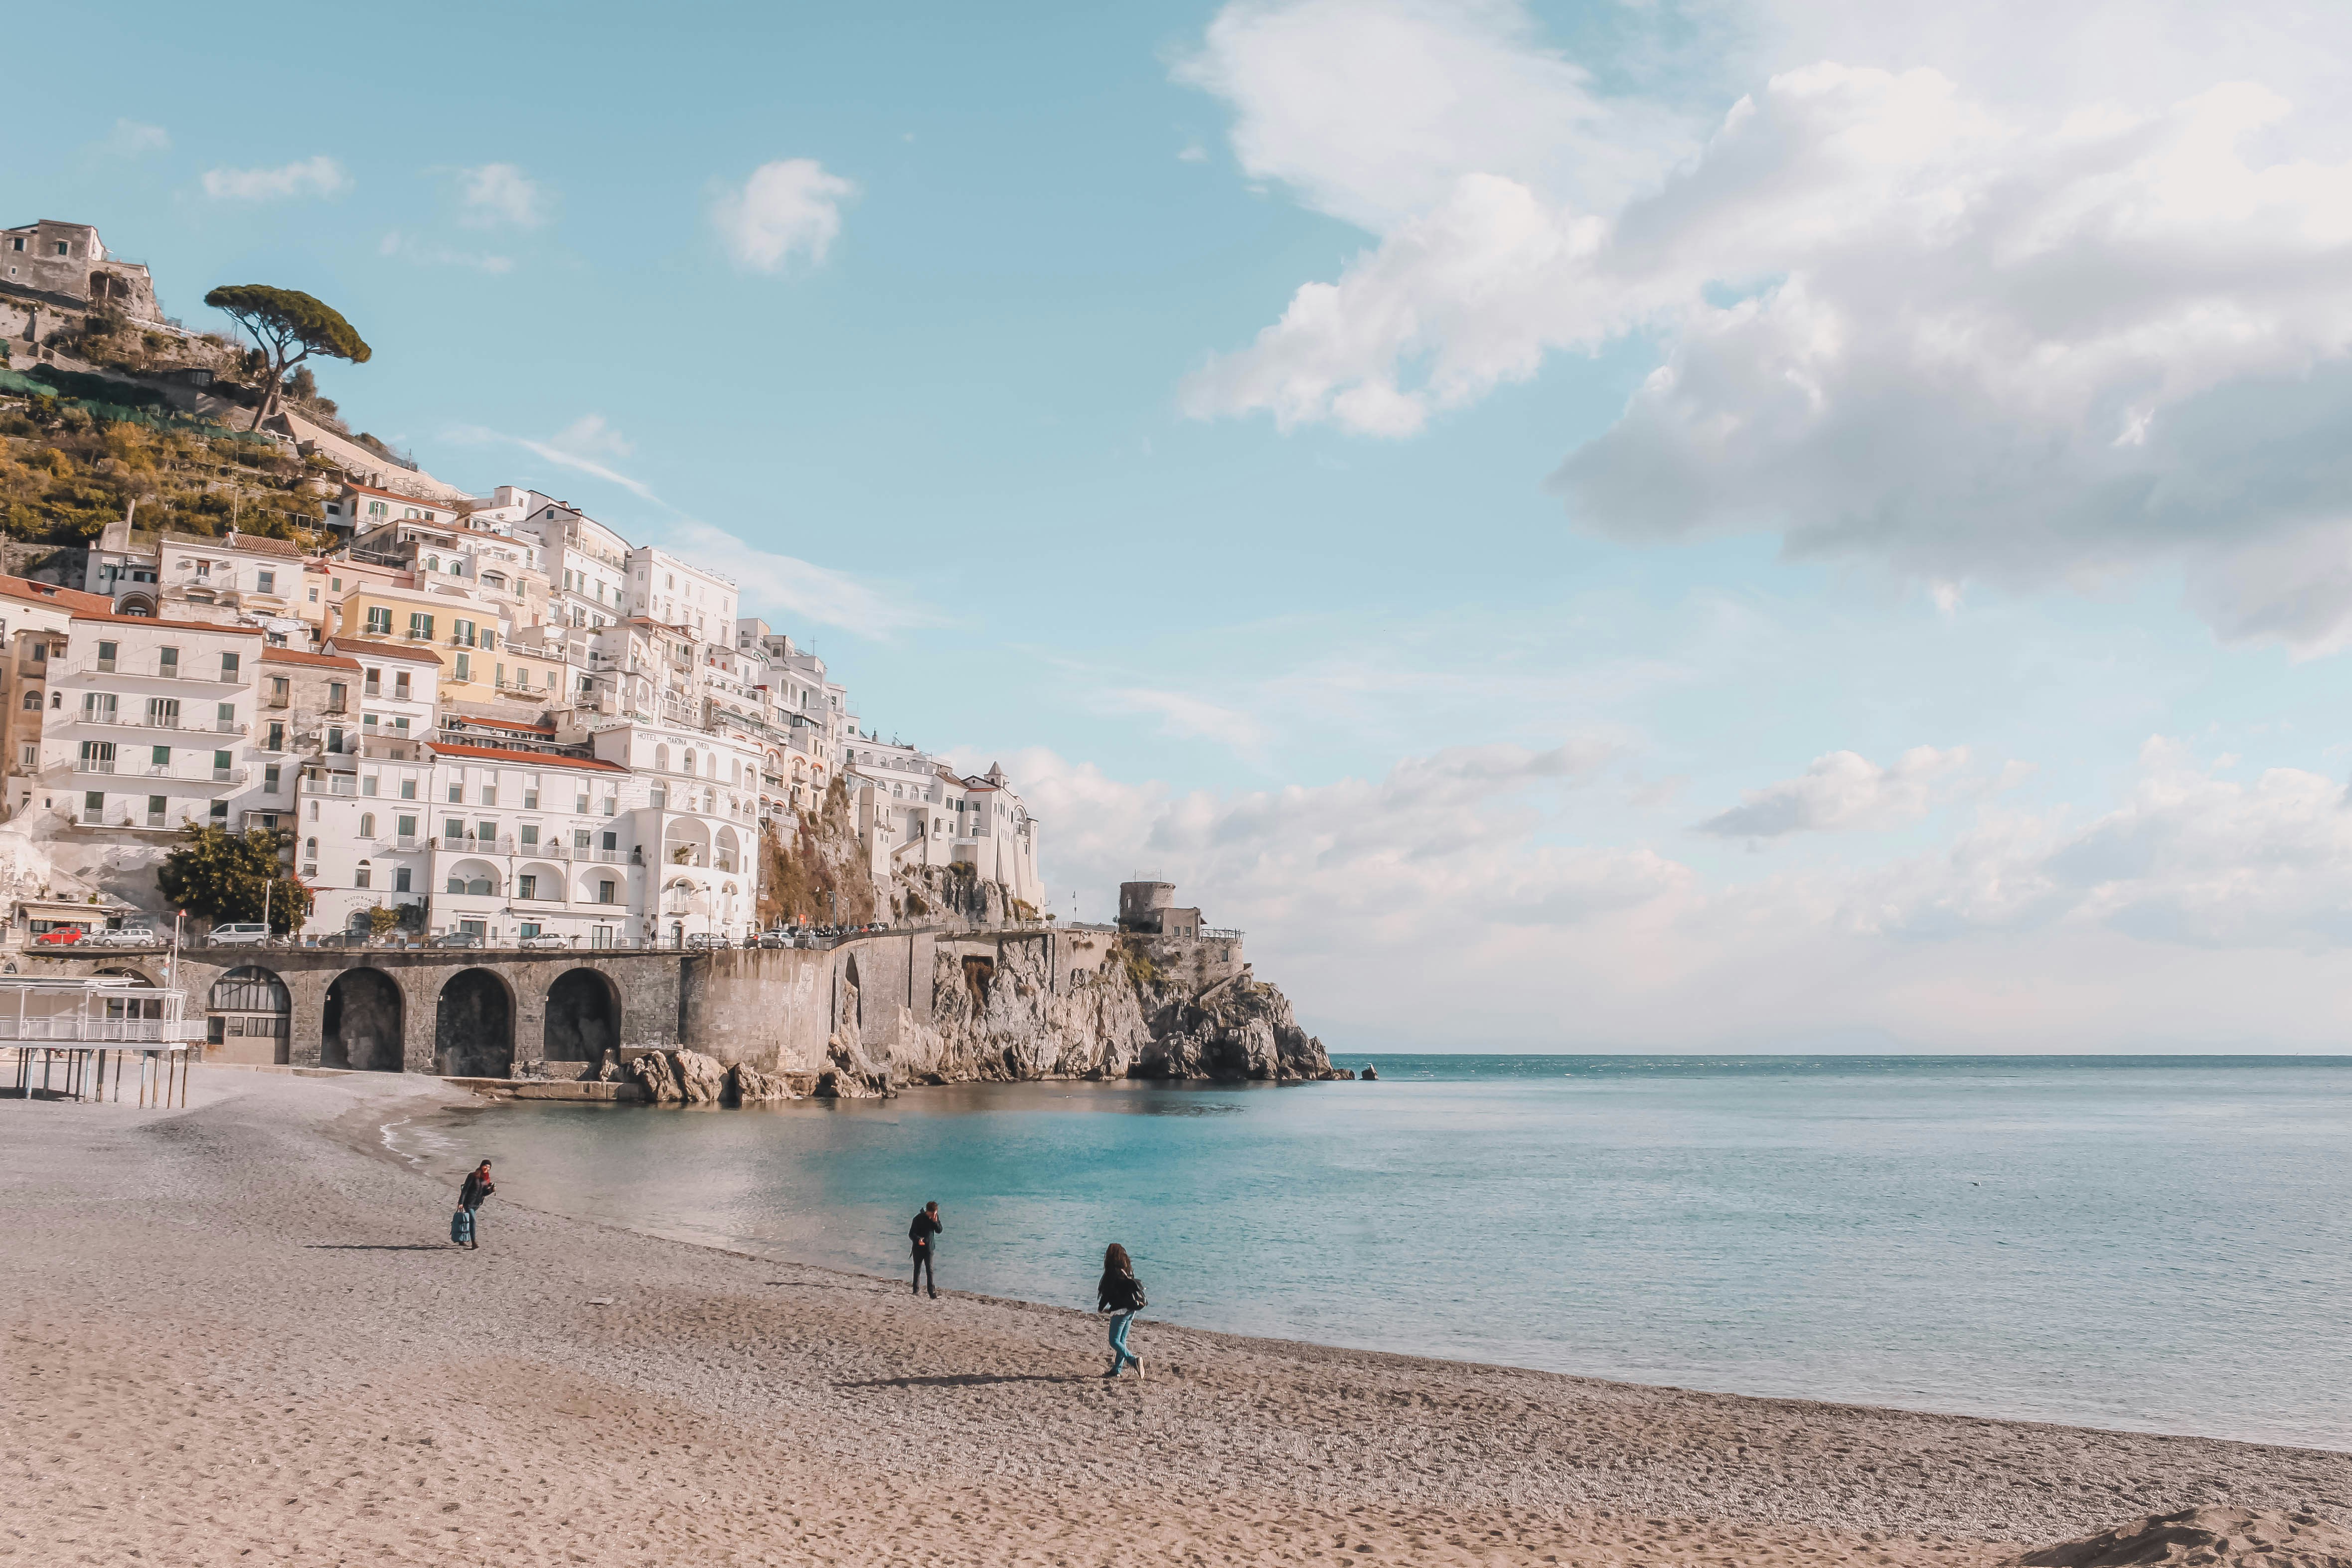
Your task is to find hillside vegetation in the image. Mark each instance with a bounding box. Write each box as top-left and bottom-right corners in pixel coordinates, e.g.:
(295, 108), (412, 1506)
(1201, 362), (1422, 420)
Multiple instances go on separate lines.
(0, 393), (330, 546)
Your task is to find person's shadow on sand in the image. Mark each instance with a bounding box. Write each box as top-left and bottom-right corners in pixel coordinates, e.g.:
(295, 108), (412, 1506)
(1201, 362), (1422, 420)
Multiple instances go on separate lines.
(835, 1374), (1088, 1390)
(303, 1244), (454, 1252)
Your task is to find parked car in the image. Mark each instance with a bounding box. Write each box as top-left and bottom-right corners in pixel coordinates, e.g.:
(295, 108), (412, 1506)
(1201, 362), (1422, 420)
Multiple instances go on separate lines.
(207, 923), (275, 947)
(517, 933), (569, 951)
(91, 926), (160, 947)
(31, 926), (86, 946)
(756, 931), (789, 949)
(683, 932), (727, 951)
(430, 932), (484, 949)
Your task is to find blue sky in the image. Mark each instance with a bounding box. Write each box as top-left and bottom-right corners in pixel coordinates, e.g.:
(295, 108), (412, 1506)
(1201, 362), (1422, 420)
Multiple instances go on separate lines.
(18, 0), (2352, 1050)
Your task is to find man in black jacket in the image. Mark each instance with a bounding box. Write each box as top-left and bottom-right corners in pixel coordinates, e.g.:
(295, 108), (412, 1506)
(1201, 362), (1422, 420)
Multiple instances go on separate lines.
(457, 1161), (494, 1250)
(909, 1201), (942, 1298)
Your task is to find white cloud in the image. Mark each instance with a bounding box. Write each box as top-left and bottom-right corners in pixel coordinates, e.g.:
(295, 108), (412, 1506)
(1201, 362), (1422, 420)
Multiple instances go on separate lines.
(1172, 0), (1688, 232)
(446, 416), (659, 503)
(201, 155), (350, 201)
(457, 163), (549, 229)
(1180, 1), (2352, 651)
(378, 230), (513, 274)
(666, 519), (939, 639)
(103, 120), (169, 157)
(711, 158), (856, 274)
(1697, 745), (1968, 838)
(1103, 687), (1273, 764)
(1000, 736), (2352, 1050)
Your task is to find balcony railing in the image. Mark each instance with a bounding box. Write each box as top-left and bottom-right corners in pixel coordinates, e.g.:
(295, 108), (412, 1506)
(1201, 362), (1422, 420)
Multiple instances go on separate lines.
(429, 833), (518, 854)
(75, 711), (244, 736)
(2, 1017), (200, 1045)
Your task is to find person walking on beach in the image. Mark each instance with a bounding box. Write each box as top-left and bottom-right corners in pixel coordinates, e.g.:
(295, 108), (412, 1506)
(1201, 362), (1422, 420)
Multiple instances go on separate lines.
(455, 1160), (494, 1251)
(909, 1200), (942, 1298)
(1098, 1243), (1147, 1380)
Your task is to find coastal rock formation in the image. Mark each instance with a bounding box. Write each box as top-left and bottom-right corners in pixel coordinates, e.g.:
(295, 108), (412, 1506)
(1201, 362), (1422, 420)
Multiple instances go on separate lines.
(672, 1048), (727, 1105)
(627, 1051), (683, 1105)
(2011, 1506), (2352, 1566)
(849, 938), (1335, 1086)
(812, 1035), (892, 1098)
(725, 1064), (797, 1104)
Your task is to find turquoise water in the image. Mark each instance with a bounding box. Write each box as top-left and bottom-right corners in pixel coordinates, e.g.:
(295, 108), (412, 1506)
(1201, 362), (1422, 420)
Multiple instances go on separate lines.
(433, 1055), (2352, 1449)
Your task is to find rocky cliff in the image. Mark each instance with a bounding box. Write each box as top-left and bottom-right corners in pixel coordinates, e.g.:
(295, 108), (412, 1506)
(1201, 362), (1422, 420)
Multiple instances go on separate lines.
(824, 937), (1339, 1088)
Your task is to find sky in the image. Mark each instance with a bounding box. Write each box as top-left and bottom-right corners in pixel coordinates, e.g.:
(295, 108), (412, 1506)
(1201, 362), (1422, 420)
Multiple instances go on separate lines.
(15, 0), (2352, 1052)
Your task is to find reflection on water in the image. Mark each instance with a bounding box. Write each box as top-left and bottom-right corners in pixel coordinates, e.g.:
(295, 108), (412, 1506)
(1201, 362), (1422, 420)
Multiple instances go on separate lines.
(429, 1056), (2352, 1449)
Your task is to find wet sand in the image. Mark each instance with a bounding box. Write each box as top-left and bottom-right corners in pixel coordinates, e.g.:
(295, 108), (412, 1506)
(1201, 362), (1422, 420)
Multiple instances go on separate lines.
(5, 1069), (2349, 1566)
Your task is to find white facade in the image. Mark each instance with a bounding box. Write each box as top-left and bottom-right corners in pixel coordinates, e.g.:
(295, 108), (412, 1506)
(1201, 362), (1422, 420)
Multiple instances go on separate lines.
(627, 544), (738, 642)
(40, 614), (270, 837)
(510, 496), (630, 632)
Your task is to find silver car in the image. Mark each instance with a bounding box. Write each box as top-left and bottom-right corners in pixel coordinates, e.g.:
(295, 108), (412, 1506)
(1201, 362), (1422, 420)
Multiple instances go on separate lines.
(207, 923), (275, 947)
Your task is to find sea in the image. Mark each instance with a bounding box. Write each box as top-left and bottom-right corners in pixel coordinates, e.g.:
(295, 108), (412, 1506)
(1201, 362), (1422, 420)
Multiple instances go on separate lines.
(408, 1055), (2352, 1450)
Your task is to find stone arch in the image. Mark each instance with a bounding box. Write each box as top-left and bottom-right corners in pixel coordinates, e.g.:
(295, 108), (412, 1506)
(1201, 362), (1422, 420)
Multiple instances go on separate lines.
(208, 965), (291, 1063)
(443, 856), (500, 896)
(543, 968), (619, 1062)
(435, 967), (513, 1078)
(323, 968), (404, 1072)
(93, 963), (161, 985)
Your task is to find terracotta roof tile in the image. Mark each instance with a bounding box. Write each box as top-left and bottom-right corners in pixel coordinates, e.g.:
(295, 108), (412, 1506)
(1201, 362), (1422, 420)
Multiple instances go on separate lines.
(67, 608), (264, 634)
(322, 637), (444, 665)
(260, 645), (361, 670)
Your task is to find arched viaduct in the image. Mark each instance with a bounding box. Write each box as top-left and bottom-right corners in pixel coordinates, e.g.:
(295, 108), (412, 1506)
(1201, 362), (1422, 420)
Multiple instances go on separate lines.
(17, 923), (1235, 1082)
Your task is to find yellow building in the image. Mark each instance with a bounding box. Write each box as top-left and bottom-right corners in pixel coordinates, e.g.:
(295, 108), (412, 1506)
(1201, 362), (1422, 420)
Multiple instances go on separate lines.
(331, 582), (569, 709)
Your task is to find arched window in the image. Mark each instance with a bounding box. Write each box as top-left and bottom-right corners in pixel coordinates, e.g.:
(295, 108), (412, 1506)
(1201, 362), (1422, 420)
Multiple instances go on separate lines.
(654, 744), (669, 772)
(306, 837), (319, 856)
(425, 556), (440, 573)
(682, 749), (695, 776)
(359, 812), (375, 836)
(20, 690), (38, 710)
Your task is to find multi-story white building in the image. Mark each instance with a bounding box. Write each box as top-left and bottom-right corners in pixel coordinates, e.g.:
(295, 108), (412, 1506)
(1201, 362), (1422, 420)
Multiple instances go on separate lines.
(626, 544), (737, 642)
(510, 496), (629, 631)
(40, 611), (269, 837)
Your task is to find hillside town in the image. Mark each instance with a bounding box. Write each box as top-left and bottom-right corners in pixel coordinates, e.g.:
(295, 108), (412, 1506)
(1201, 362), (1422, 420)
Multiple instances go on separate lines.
(0, 219), (1043, 949)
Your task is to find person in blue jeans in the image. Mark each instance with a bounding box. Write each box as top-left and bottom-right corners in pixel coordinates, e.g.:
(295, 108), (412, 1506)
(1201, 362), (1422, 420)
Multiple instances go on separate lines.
(1097, 1243), (1146, 1379)
(457, 1160), (494, 1250)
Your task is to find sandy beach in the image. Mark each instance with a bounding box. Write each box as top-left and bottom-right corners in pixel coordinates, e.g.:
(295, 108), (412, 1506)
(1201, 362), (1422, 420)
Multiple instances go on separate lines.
(6, 1071), (2351, 1567)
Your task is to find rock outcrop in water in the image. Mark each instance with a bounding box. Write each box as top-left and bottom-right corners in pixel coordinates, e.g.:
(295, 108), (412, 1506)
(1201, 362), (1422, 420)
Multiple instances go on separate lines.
(846, 939), (1336, 1086)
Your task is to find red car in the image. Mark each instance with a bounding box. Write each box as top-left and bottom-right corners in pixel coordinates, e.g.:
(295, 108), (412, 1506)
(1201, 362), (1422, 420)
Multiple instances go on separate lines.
(32, 926), (85, 946)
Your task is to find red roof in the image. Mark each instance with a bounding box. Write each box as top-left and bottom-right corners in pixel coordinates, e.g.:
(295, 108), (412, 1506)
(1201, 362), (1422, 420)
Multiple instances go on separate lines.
(261, 645), (361, 670)
(68, 608), (264, 634)
(164, 530), (306, 559)
(0, 575), (113, 614)
(323, 637), (443, 665)
(428, 742), (624, 774)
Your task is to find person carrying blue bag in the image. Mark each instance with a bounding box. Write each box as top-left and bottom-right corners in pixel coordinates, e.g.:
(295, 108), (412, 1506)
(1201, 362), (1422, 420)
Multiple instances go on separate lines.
(453, 1160), (494, 1250)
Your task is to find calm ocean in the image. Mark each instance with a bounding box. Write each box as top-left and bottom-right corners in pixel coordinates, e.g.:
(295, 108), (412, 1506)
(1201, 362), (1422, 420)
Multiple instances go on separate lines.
(418, 1055), (2352, 1450)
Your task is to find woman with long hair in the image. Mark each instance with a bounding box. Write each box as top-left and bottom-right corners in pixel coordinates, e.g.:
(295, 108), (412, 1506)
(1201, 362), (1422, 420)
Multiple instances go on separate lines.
(1097, 1242), (1147, 1380)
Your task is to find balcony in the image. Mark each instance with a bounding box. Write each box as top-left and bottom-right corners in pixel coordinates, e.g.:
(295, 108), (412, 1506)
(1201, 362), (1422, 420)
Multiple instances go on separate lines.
(73, 761), (246, 785)
(73, 711), (245, 737)
(301, 774), (359, 797)
(429, 833), (518, 854)
(360, 736), (426, 762)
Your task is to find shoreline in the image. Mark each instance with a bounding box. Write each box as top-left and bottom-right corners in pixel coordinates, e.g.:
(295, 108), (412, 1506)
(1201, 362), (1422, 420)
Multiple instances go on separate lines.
(8, 1069), (2352, 1566)
(407, 1084), (2345, 1458)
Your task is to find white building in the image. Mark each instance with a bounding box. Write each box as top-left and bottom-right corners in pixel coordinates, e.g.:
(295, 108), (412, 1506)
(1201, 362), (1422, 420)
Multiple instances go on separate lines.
(510, 496), (630, 632)
(41, 611), (269, 837)
(626, 544), (737, 642)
